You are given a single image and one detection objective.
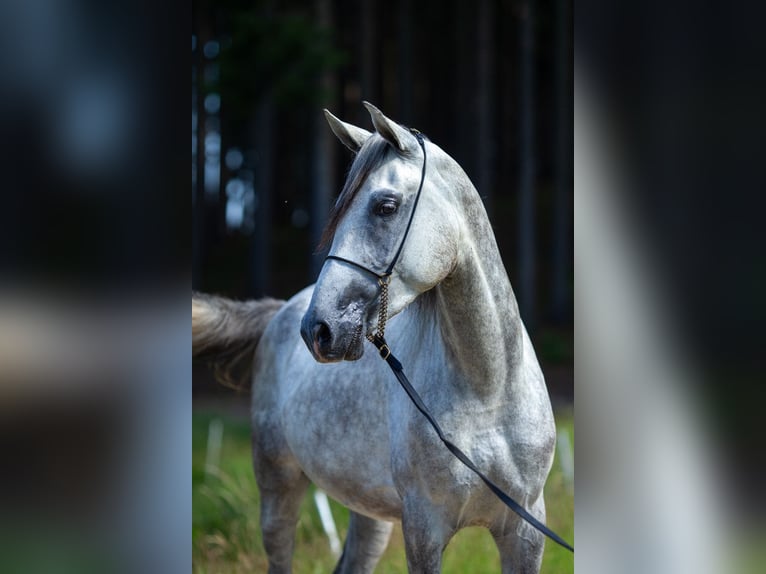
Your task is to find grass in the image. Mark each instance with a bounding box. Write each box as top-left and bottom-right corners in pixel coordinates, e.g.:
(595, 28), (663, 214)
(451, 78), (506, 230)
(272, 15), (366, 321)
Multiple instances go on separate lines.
(192, 408), (573, 573)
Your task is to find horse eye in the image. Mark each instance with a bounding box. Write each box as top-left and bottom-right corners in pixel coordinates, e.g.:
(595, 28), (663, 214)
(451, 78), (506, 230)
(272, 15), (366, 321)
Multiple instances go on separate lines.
(374, 200), (398, 216)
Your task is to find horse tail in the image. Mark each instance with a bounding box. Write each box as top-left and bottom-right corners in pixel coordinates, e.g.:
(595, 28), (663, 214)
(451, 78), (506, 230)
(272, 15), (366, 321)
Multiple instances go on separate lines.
(192, 292), (284, 390)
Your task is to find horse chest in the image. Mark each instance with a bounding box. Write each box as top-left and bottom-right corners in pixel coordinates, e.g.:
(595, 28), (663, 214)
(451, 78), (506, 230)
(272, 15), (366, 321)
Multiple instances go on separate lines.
(385, 383), (517, 507)
(279, 365), (403, 519)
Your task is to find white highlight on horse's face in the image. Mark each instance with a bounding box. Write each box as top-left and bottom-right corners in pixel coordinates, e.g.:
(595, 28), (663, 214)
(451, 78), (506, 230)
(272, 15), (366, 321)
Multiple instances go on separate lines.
(305, 140), (460, 363)
(344, 145), (458, 305)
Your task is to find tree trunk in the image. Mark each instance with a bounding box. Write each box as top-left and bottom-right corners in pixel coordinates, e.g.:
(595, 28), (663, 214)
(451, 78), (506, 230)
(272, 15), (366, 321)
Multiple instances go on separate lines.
(311, 0), (337, 277)
(518, 0), (537, 330)
(249, 95), (275, 297)
(454, 0), (475, 177)
(551, 0), (572, 322)
(192, 0), (210, 291)
(361, 0), (377, 103)
(398, 0), (413, 124)
(476, 0), (494, 217)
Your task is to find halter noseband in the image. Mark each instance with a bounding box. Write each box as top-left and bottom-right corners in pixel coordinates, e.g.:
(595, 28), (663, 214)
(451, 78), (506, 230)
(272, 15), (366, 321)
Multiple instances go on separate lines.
(325, 129), (427, 349)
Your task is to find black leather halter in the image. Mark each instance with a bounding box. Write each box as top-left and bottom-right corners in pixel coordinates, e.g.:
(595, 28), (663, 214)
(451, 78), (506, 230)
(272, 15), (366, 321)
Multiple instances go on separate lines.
(324, 129), (573, 553)
(326, 130), (428, 286)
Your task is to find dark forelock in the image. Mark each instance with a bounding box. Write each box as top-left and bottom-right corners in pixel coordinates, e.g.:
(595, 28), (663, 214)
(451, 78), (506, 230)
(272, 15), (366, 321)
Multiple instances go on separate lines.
(317, 135), (392, 250)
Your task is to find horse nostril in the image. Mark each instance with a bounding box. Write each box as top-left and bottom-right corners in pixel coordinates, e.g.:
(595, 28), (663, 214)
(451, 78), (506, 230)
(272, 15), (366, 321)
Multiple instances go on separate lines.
(313, 321), (332, 348)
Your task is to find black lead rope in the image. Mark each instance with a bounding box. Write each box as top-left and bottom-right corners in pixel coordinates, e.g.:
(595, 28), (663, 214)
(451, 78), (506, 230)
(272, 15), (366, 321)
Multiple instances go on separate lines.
(326, 129), (573, 553)
(370, 334), (575, 554)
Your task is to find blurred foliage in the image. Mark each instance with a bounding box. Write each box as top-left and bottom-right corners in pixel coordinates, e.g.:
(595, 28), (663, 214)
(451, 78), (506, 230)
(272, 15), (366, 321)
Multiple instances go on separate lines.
(214, 2), (346, 115)
(537, 327), (574, 365)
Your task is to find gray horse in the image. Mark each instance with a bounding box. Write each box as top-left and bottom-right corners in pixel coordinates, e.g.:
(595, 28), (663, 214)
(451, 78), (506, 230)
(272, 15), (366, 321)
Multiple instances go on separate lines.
(193, 103), (556, 573)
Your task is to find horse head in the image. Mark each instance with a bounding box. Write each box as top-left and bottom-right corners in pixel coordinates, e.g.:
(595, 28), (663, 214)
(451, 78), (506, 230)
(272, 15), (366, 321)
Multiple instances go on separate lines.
(301, 102), (461, 363)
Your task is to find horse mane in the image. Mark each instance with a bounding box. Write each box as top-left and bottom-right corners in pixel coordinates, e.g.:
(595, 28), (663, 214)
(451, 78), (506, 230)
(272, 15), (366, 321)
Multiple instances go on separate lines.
(318, 135), (392, 250)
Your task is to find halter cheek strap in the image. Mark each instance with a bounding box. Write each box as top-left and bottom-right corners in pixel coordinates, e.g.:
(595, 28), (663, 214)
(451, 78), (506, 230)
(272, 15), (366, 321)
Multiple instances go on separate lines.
(325, 129), (427, 342)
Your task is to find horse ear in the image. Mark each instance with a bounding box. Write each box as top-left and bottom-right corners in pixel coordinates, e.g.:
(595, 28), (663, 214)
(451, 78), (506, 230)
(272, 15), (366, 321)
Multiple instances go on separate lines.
(324, 109), (371, 152)
(363, 101), (418, 153)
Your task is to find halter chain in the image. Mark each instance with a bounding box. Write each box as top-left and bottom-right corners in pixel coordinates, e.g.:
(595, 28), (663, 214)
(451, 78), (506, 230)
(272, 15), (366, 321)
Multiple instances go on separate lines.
(366, 275), (391, 357)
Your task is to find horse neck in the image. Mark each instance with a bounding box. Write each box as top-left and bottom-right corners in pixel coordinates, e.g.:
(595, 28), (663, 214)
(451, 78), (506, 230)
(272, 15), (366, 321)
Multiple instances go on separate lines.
(430, 174), (524, 396)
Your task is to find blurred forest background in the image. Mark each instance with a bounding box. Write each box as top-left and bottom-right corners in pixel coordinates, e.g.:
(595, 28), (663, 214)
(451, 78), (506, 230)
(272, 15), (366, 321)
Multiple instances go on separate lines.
(192, 0), (572, 400)
(192, 1), (573, 571)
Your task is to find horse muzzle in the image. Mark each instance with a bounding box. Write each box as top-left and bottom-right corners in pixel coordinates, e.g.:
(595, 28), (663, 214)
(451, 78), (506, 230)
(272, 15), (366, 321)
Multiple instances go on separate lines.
(300, 312), (365, 363)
